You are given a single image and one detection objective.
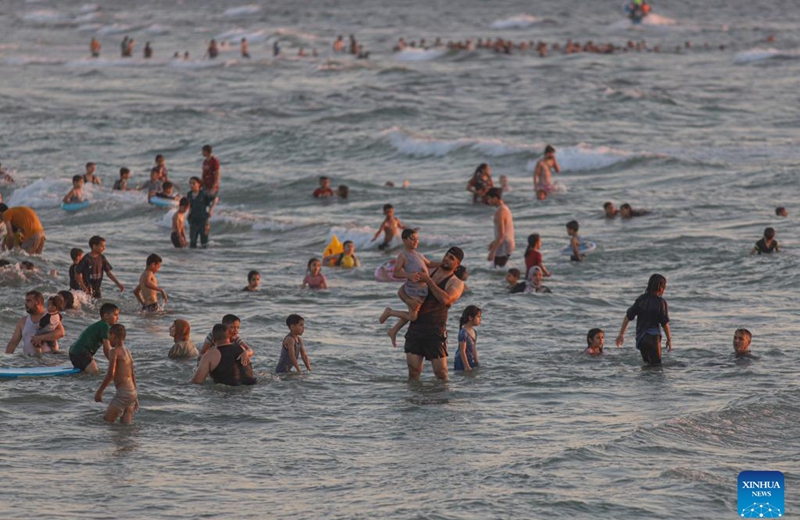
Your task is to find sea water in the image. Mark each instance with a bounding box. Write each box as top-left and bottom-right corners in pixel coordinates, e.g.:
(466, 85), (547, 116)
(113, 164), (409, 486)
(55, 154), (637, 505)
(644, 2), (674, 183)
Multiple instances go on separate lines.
(0, 0), (798, 518)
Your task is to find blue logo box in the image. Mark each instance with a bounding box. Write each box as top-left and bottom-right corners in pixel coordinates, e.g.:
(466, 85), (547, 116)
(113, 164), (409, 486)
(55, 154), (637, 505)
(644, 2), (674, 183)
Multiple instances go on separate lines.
(738, 471), (784, 518)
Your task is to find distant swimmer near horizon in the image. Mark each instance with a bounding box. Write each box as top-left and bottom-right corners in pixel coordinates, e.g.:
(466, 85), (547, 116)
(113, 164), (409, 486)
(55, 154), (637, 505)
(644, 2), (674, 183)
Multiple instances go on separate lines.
(533, 145), (560, 201)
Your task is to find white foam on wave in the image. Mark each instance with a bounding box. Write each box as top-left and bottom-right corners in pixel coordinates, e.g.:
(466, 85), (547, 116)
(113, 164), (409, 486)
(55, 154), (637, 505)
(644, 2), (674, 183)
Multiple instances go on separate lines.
(316, 59), (372, 72)
(144, 24), (170, 36)
(79, 4), (99, 13)
(527, 143), (657, 172)
(224, 5), (261, 17)
(490, 14), (538, 30)
(74, 12), (100, 23)
(22, 9), (73, 24)
(168, 58), (231, 69)
(734, 48), (800, 64)
(393, 48), (447, 62)
(216, 27), (269, 44)
(76, 23), (102, 33)
(272, 27), (320, 42)
(96, 23), (135, 35)
(65, 57), (161, 68)
(7, 179), (148, 209)
(384, 127), (542, 158)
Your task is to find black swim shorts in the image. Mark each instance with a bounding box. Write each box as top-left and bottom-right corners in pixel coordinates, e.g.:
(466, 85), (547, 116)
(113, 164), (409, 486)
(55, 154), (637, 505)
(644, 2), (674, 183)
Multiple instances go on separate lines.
(69, 352), (94, 371)
(494, 255), (509, 268)
(404, 338), (448, 360)
(170, 231), (183, 248)
(142, 303), (159, 312)
(636, 334), (662, 365)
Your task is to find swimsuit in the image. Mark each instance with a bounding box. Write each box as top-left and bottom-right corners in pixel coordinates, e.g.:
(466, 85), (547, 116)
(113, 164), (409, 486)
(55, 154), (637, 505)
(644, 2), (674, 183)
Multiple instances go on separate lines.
(454, 328), (478, 371)
(276, 335), (303, 373)
(401, 250), (429, 300)
(141, 303), (159, 312)
(110, 387), (138, 412)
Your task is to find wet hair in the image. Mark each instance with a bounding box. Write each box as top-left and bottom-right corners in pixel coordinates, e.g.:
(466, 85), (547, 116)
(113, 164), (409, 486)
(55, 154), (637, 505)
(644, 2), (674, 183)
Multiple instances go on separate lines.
(189, 176), (202, 185)
(401, 228), (416, 240)
(764, 227), (775, 240)
(222, 314), (240, 325)
(146, 253), (162, 266)
(775, 206), (786, 216)
(337, 185), (349, 198)
(735, 328), (752, 341)
(620, 203), (632, 211)
(99, 302), (119, 318)
(179, 197), (189, 207)
(26, 290), (44, 305)
(473, 163), (489, 177)
(211, 323), (229, 342)
(645, 274), (667, 294)
(72, 174), (83, 183)
(459, 305), (481, 328)
(507, 268), (521, 278)
(88, 235), (104, 248)
(524, 233), (540, 258)
(307, 257), (320, 270)
(162, 181), (173, 190)
(383, 204), (393, 212)
(587, 328), (603, 346)
(566, 220), (579, 232)
(120, 167), (130, 176)
(202, 144), (212, 154)
(286, 314), (304, 327)
(58, 290), (75, 310)
(544, 144), (556, 154)
(603, 202), (614, 210)
(486, 187), (502, 200)
(48, 294), (64, 312)
(109, 323), (126, 340)
(247, 270), (260, 283)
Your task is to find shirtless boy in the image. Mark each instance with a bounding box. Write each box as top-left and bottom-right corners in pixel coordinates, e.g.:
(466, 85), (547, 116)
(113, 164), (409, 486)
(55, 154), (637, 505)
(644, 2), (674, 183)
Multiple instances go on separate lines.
(84, 162), (102, 186)
(94, 324), (139, 425)
(486, 187), (515, 267)
(133, 254), (167, 312)
(372, 204), (407, 250)
(62, 175), (85, 204)
(171, 197), (188, 248)
(533, 145), (560, 200)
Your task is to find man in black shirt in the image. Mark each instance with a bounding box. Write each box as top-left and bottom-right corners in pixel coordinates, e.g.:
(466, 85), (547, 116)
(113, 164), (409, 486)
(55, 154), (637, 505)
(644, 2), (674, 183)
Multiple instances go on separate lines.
(615, 274), (672, 365)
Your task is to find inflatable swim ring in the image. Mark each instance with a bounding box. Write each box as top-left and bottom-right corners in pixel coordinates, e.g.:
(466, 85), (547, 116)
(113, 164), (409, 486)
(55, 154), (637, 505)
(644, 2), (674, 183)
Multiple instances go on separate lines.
(375, 259), (405, 283)
(323, 235), (344, 266)
(150, 196), (179, 208)
(61, 200), (91, 212)
(560, 240), (597, 256)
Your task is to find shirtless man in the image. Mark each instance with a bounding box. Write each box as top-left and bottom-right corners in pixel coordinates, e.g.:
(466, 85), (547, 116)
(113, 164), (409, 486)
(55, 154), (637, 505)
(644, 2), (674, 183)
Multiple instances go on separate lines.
(84, 162), (102, 186)
(403, 247), (466, 381)
(133, 253), (167, 312)
(486, 188), (515, 267)
(372, 204), (406, 250)
(4, 291), (65, 355)
(533, 145), (560, 200)
(95, 324), (139, 425)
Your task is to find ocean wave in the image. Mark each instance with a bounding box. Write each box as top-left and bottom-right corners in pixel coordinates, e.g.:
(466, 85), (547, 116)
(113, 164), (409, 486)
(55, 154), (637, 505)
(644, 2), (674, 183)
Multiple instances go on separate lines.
(64, 57), (161, 68)
(21, 9), (74, 25)
(7, 178), (149, 209)
(96, 23), (136, 35)
(383, 127), (542, 158)
(608, 13), (677, 30)
(224, 5), (261, 17)
(168, 58), (231, 69)
(79, 4), (99, 13)
(326, 226), (458, 251)
(489, 14), (538, 30)
(144, 24), (170, 36)
(215, 27), (269, 44)
(393, 48), (447, 62)
(733, 47), (800, 64)
(527, 143), (662, 172)
(4, 55), (65, 65)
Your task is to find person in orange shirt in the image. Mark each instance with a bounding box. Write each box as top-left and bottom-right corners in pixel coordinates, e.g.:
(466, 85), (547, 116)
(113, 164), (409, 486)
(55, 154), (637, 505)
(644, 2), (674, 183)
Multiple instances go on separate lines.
(0, 204), (46, 254)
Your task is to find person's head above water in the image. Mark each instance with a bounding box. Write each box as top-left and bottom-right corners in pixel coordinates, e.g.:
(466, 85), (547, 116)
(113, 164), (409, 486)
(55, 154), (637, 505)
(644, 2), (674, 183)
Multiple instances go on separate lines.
(645, 273), (667, 295)
(603, 202), (617, 217)
(733, 328), (751, 354)
(485, 187), (503, 204)
(544, 144), (556, 158)
(775, 206), (788, 217)
(566, 220), (579, 234)
(587, 328), (604, 348)
(763, 227), (776, 240)
(211, 323), (229, 345)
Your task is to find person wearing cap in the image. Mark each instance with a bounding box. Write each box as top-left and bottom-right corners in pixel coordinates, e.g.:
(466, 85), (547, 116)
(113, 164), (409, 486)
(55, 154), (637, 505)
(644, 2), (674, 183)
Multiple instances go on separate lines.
(403, 246), (466, 381)
(0, 203), (46, 255)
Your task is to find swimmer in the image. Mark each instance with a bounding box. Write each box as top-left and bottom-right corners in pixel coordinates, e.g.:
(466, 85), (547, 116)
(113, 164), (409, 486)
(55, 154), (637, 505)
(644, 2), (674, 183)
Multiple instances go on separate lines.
(62, 175), (85, 204)
(33, 294), (65, 354)
(751, 227), (779, 255)
(273, 41), (280, 57)
(324, 240), (360, 268)
(133, 253), (167, 312)
(275, 314), (311, 374)
(90, 37), (101, 58)
(241, 38), (250, 58)
(58, 290), (76, 311)
(194, 323), (257, 386)
(113, 168), (131, 190)
(75, 235), (125, 298)
(83, 162), (102, 186)
(499, 175), (511, 193)
(524, 233), (550, 277)
(526, 266), (552, 293)
(454, 305), (481, 372)
(169, 319), (198, 359)
(313, 176), (334, 198)
(620, 203), (649, 218)
(371, 204), (407, 251)
(486, 188), (515, 267)
(566, 220), (584, 262)
(154, 154), (169, 182)
(333, 35), (345, 52)
(603, 202), (619, 218)
(94, 324), (138, 424)
(153, 181), (179, 201)
(506, 268), (526, 293)
(207, 39), (219, 59)
(379, 229), (439, 347)
(467, 163), (493, 204)
(243, 270), (260, 292)
(199, 314), (254, 364)
(140, 167), (162, 203)
(298, 47), (307, 57)
(584, 328), (604, 356)
(337, 185), (349, 199)
(733, 328), (758, 360)
(301, 258), (328, 290)
(171, 197), (188, 248)
(533, 145), (560, 200)
(68, 248), (83, 290)
(144, 42), (153, 59)
(775, 206), (788, 217)
(615, 273), (672, 365)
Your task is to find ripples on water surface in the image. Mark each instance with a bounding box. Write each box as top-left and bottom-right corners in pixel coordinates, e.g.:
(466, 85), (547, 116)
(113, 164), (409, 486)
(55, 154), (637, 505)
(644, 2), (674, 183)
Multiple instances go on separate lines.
(1, 0), (799, 518)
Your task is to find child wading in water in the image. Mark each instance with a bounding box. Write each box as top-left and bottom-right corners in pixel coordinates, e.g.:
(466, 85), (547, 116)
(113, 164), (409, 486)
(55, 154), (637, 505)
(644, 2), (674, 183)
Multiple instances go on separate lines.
(371, 204), (407, 251)
(94, 324), (139, 425)
(454, 305), (481, 371)
(133, 253), (167, 312)
(275, 314), (311, 374)
(62, 175), (85, 203)
(301, 258), (327, 289)
(379, 229), (438, 347)
(615, 273), (672, 365)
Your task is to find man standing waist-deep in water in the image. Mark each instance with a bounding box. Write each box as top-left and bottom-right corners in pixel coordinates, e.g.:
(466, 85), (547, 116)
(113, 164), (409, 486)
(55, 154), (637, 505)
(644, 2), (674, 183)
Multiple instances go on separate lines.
(403, 247), (465, 381)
